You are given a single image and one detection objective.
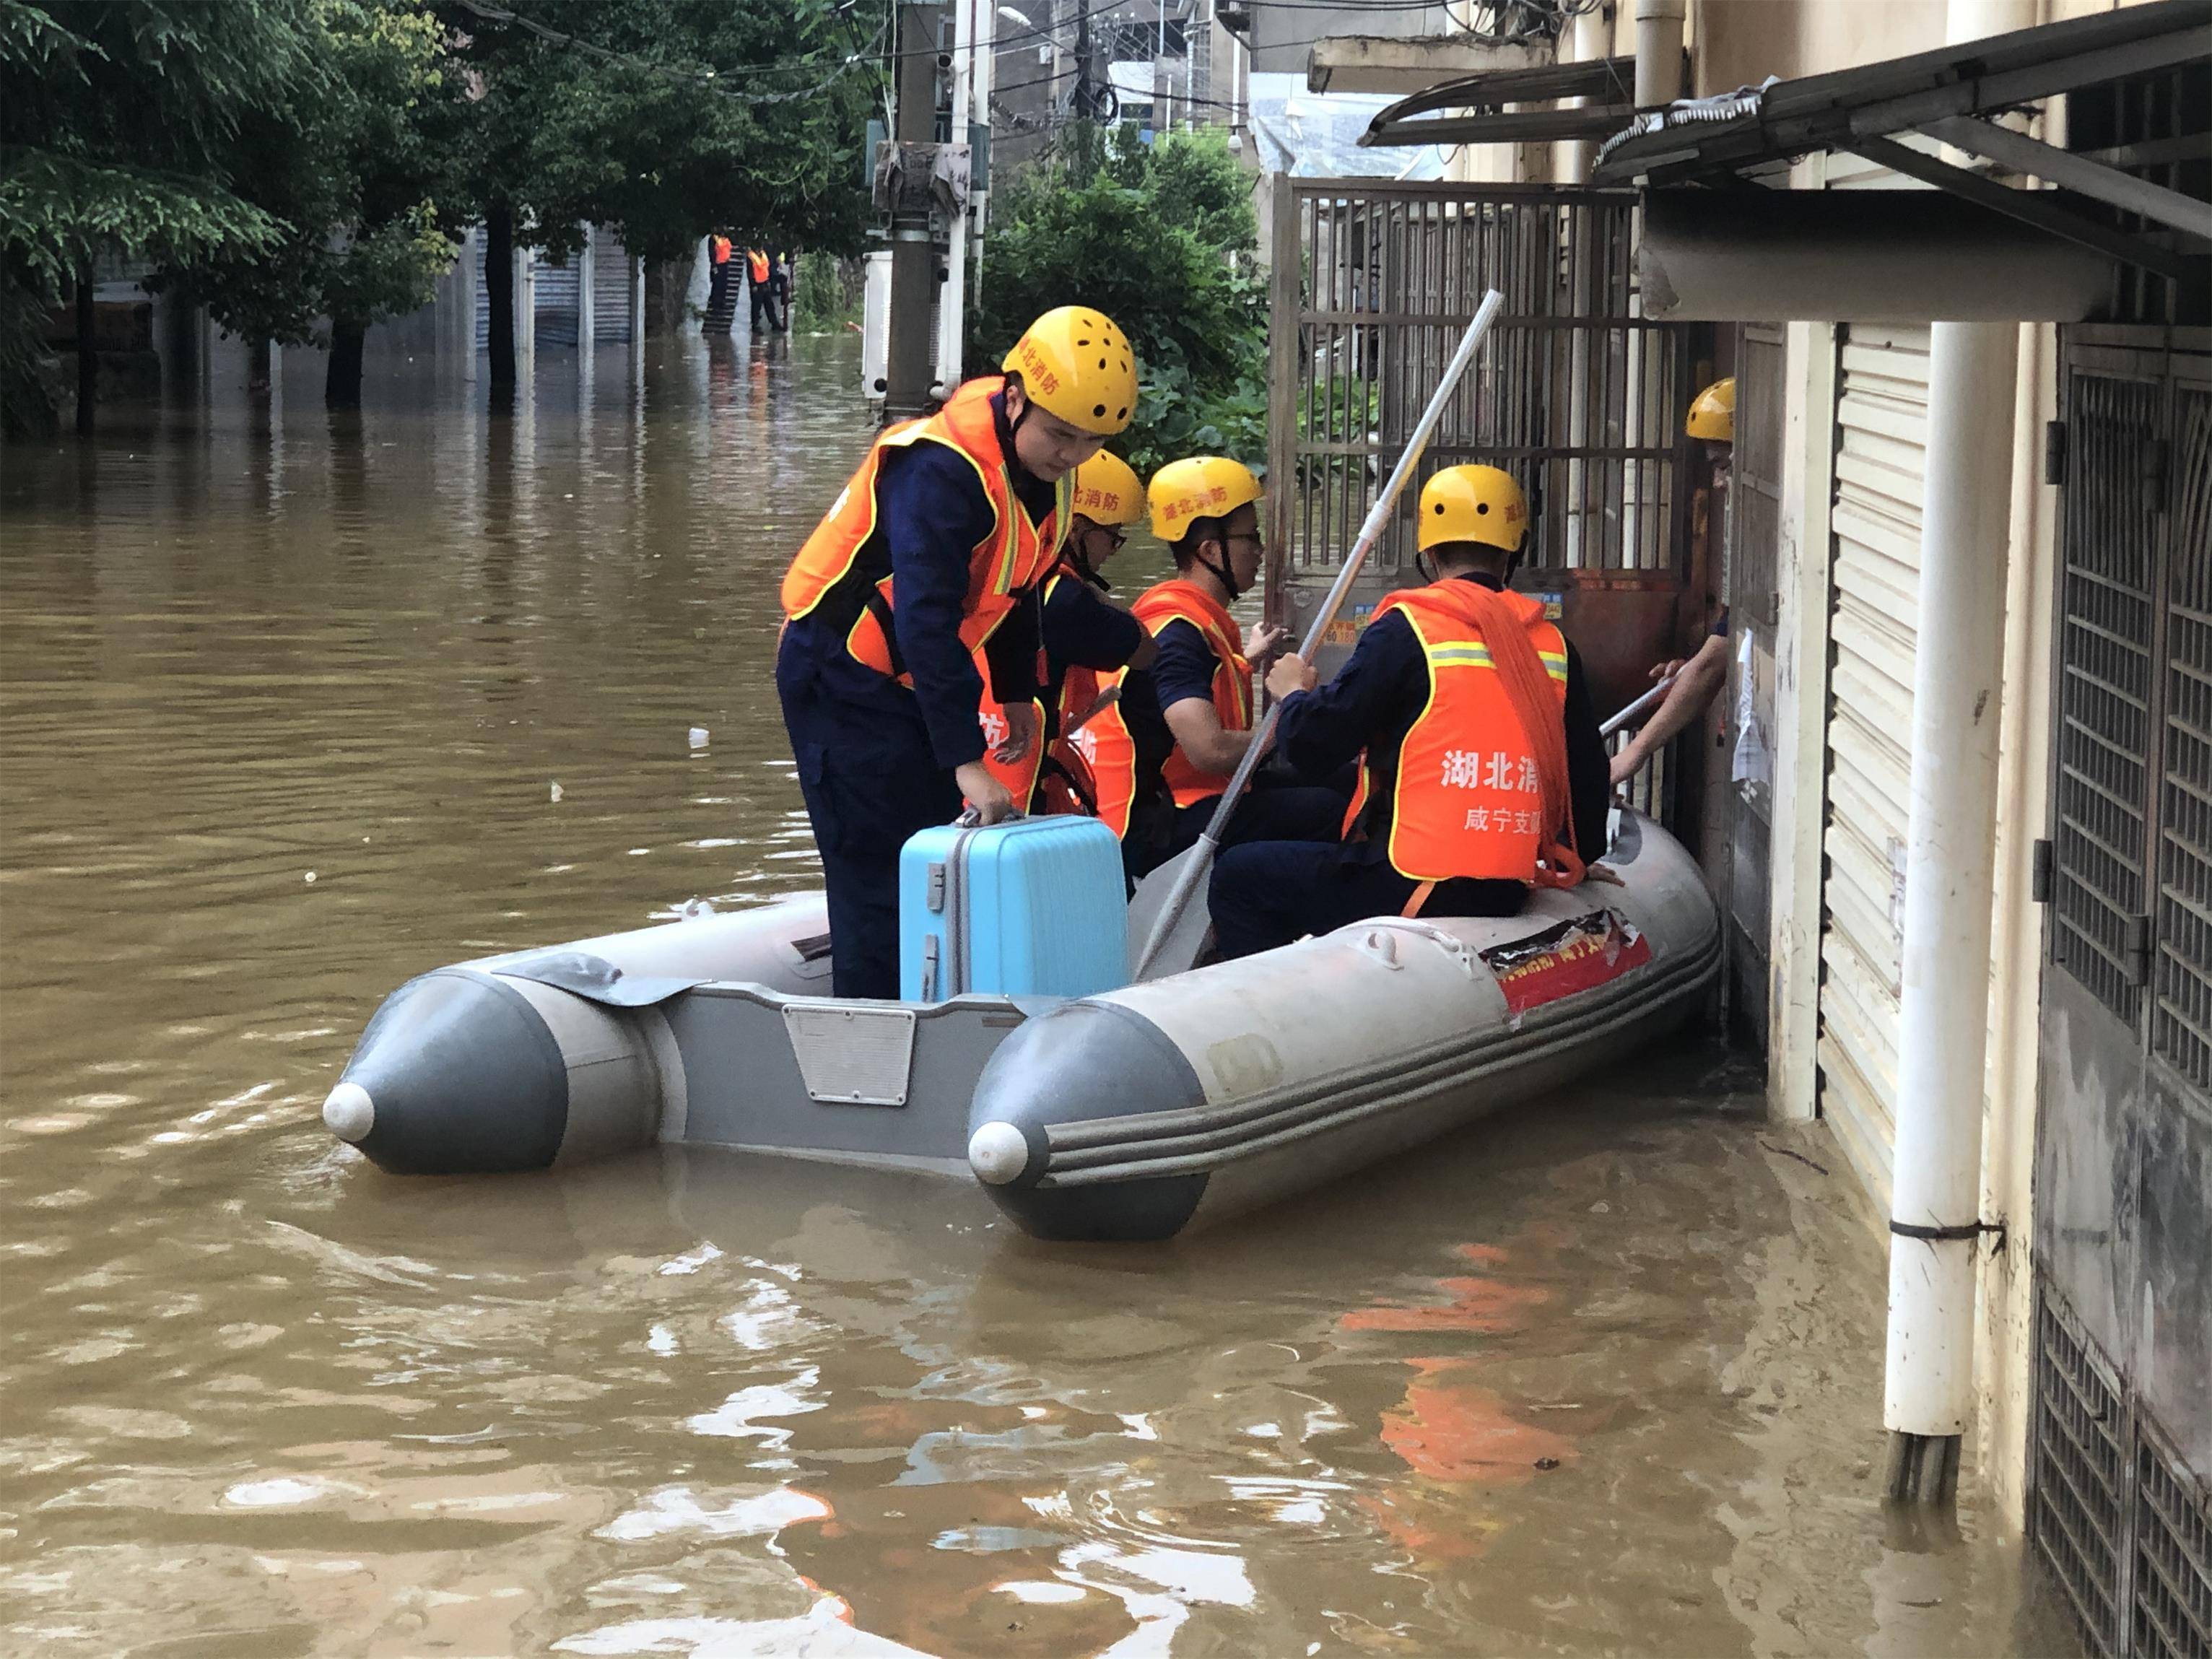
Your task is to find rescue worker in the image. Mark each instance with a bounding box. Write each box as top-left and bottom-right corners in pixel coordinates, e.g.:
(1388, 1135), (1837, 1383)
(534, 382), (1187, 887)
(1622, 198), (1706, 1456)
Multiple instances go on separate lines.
(1112, 456), (1348, 876)
(770, 251), (794, 331)
(1207, 464), (1611, 960)
(707, 232), (733, 321)
(777, 307), (1135, 997)
(975, 449), (1156, 819)
(746, 247), (776, 336)
(1611, 378), (1734, 784)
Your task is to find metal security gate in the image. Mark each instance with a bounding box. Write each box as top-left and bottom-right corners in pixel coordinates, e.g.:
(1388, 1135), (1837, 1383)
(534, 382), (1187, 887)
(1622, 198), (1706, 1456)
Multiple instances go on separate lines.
(1815, 323), (1931, 1211)
(2032, 328), (2212, 1659)
(1723, 323), (1785, 1047)
(1264, 182), (1694, 731)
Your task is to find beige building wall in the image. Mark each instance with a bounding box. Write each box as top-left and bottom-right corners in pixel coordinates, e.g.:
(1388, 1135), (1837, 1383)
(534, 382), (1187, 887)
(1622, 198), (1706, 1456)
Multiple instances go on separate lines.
(1687, 0), (2064, 1533)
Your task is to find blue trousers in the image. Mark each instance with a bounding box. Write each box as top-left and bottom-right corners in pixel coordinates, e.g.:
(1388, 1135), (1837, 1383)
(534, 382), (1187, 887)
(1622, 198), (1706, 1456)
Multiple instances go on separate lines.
(778, 635), (962, 999)
(1209, 842), (1527, 961)
(1123, 777), (1348, 882)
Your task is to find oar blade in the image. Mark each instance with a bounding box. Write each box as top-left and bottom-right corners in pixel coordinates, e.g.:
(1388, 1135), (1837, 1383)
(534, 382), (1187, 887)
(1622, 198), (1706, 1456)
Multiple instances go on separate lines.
(1125, 848), (1214, 982)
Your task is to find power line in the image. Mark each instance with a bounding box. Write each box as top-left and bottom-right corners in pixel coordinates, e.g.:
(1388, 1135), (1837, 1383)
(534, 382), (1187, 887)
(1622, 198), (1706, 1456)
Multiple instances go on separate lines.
(450, 0), (882, 102)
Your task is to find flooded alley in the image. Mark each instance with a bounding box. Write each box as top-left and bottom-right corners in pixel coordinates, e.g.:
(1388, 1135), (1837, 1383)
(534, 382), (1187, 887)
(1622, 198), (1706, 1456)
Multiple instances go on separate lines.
(1, 339), (2072, 1656)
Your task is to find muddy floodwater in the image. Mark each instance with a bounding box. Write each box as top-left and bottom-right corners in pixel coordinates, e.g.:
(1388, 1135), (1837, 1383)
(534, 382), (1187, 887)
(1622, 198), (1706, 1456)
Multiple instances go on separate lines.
(1, 337), (2073, 1657)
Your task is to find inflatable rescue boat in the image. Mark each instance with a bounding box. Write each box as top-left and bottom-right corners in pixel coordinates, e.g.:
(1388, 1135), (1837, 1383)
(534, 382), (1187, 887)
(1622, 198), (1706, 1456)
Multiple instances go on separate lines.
(323, 809), (1717, 1241)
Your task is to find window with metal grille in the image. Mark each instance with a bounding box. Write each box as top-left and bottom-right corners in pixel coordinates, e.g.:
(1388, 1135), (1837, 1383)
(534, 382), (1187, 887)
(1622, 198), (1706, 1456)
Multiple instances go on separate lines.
(2133, 1427), (2212, 1659)
(1732, 325), (1785, 630)
(2053, 371), (2161, 1023)
(2035, 1290), (2131, 1659)
(2154, 386), (2212, 1091)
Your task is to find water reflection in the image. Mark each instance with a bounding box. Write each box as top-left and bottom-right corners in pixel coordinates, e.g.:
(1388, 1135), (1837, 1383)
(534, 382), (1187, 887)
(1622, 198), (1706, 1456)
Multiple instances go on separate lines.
(0, 339), (2071, 1656)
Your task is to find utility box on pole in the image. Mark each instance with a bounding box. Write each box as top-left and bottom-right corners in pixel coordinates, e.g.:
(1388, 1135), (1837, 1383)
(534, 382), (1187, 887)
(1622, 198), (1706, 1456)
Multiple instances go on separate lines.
(861, 250), (892, 401)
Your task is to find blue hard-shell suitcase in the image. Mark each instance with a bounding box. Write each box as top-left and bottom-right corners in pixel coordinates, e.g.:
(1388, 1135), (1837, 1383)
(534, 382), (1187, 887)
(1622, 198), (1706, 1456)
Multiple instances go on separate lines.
(899, 814), (1128, 1001)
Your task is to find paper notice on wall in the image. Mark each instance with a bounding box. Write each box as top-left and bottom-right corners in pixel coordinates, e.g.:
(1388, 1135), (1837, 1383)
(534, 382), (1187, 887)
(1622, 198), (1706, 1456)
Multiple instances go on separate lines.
(1731, 626), (1771, 788)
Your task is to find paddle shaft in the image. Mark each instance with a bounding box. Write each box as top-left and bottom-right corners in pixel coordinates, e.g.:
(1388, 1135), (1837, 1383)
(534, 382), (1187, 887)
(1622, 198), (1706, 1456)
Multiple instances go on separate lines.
(1131, 290), (1507, 980)
(1599, 674), (1677, 739)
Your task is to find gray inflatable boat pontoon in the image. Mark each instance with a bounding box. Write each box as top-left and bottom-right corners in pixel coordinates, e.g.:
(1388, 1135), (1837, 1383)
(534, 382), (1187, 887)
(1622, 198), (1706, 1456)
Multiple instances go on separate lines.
(323, 811), (1718, 1240)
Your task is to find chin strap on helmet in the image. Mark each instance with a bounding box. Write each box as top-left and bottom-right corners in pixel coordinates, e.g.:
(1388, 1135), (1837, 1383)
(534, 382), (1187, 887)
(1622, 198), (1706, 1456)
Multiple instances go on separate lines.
(1196, 544), (1244, 602)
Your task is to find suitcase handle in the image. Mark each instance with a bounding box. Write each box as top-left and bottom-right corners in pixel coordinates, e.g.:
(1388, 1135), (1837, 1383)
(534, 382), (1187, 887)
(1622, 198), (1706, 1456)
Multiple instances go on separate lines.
(953, 808), (1029, 828)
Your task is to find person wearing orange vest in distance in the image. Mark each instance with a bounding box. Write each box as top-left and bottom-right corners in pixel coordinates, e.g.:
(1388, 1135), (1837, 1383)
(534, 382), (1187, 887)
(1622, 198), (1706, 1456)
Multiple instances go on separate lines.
(975, 449), (1156, 814)
(1113, 457), (1348, 879)
(777, 308), (1136, 997)
(707, 234), (733, 319)
(746, 248), (776, 336)
(1206, 465), (1613, 961)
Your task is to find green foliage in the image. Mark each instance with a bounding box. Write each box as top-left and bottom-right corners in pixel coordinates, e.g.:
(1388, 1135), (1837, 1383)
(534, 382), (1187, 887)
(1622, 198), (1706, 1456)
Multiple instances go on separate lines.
(167, 0), (467, 351)
(791, 249), (860, 334)
(0, 0), (312, 430)
(971, 124), (1264, 476)
(441, 0), (877, 267)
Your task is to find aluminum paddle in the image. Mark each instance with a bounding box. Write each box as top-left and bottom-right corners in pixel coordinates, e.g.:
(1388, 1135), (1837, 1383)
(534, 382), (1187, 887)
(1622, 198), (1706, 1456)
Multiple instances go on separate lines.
(1128, 288), (1507, 983)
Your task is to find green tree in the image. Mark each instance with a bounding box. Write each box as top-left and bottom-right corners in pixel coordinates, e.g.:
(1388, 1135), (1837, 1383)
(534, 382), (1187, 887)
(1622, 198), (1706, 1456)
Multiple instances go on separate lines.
(972, 124), (1266, 474)
(168, 0), (467, 408)
(440, 0), (876, 404)
(0, 0), (314, 435)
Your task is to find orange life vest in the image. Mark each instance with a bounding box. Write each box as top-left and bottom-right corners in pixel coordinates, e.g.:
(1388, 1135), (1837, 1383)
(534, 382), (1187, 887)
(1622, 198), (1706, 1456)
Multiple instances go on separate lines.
(1050, 659), (1138, 833)
(975, 638), (1047, 810)
(1341, 582), (1581, 887)
(1131, 578), (1250, 810)
(711, 236), (732, 266)
(780, 376), (1071, 688)
(748, 248), (770, 284)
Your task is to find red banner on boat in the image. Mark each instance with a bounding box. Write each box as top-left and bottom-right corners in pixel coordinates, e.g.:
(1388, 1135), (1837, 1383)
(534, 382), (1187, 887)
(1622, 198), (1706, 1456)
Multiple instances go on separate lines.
(1479, 910), (1651, 1015)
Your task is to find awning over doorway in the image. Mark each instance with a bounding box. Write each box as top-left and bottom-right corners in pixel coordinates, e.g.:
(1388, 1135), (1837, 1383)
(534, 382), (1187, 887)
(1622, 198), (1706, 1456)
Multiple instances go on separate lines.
(1590, 0), (2210, 282)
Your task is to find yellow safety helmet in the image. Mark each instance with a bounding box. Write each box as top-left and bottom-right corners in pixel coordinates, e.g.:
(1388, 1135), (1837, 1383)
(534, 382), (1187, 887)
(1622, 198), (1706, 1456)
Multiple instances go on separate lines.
(1003, 306), (1136, 435)
(1417, 464), (1528, 555)
(1686, 377), (1735, 442)
(1147, 456), (1263, 544)
(1068, 451), (1144, 527)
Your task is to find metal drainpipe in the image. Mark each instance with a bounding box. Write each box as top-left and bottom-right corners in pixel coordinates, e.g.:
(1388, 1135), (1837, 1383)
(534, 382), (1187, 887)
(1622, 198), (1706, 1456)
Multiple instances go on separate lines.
(1881, 0), (2037, 1510)
(1553, 1), (1612, 185)
(1883, 319), (2017, 1505)
(1633, 0), (1684, 110)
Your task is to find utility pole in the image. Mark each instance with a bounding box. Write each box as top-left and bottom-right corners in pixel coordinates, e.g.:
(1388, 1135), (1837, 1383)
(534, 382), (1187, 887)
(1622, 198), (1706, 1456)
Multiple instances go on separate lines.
(884, 1), (944, 419)
(1074, 0), (1094, 122)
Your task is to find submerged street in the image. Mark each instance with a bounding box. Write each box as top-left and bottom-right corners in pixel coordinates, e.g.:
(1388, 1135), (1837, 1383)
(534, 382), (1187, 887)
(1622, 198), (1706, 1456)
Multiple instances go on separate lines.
(1, 337), (2071, 1655)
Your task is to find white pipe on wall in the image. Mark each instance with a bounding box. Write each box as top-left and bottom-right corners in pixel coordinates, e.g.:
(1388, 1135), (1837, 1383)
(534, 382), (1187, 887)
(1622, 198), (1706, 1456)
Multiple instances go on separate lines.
(1553, 1), (1612, 186)
(1883, 318), (2017, 1470)
(1634, 0), (1684, 109)
(1878, 0), (2039, 1509)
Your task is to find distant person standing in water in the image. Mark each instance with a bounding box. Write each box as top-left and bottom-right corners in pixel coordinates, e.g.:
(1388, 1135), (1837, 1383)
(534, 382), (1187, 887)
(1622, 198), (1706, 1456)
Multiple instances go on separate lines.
(746, 248), (775, 337)
(770, 252), (794, 332)
(706, 232), (733, 321)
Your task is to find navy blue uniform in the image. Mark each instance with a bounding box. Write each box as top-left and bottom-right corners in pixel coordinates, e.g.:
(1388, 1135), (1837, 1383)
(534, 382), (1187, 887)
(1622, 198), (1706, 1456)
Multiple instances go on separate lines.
(1118, 617), (1346, 878)
(1209, 572), (1610, 960)
(1039, 572), (1145, 739)
(776, 393), (1054, 998)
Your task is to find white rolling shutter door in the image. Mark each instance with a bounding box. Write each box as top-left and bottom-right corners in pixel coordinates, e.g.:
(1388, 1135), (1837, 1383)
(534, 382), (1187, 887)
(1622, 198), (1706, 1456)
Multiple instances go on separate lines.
(1817, 323), (1930, 1211)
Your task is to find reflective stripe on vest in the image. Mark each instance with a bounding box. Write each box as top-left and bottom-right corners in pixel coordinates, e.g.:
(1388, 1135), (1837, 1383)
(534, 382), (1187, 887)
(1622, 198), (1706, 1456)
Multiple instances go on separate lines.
(1348, 585), (1570, 884)
(1131, 578), (1250, 810)
(780, 377), (1069, 685)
